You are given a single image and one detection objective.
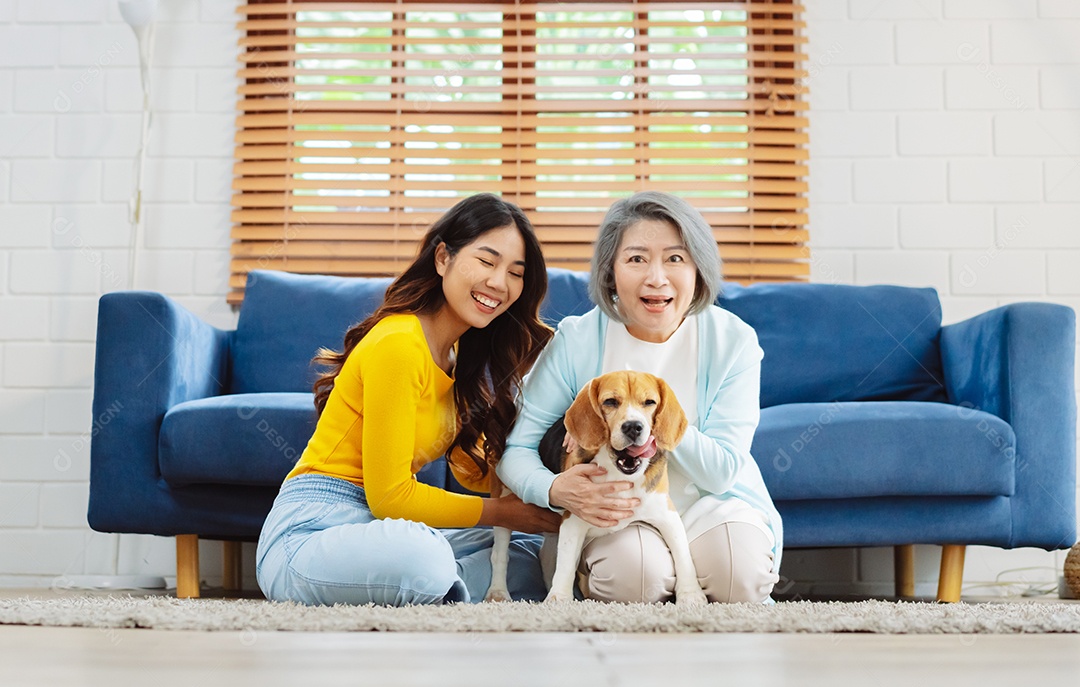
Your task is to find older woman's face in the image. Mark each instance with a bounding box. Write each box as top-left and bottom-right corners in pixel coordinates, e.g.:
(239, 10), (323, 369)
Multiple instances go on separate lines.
(612, 218), (698, 343)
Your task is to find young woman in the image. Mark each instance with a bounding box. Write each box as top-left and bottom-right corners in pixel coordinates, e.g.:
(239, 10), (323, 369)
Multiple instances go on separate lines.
(498, 191), (783, 604)
(256, 193), (562, 606)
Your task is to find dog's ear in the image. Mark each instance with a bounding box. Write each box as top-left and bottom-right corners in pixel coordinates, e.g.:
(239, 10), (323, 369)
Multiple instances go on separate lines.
(652, 376), (688, 451)
(564, 377), (608, 452)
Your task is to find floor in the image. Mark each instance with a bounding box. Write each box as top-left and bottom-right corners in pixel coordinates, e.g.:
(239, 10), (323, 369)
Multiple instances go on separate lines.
(2, 590), (1079, 686)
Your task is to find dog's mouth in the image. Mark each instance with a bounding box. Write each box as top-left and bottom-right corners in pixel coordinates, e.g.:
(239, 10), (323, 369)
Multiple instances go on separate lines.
(613, 435), (656, 474)
(614, 453), (641, 474)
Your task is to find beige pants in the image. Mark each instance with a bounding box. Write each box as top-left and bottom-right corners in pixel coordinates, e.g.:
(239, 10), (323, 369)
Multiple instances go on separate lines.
(569, 521), (778, 604)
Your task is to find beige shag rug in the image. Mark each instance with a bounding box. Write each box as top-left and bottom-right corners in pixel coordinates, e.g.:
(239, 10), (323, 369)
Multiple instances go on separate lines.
(2, 596), (1080, 633)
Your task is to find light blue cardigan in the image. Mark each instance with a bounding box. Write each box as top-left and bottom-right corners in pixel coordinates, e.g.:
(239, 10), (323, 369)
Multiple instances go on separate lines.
(498, 305), (784, 571)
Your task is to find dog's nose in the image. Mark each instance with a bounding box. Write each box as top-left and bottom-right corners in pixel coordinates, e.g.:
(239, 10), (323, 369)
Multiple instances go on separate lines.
(621, 420), (644, 441)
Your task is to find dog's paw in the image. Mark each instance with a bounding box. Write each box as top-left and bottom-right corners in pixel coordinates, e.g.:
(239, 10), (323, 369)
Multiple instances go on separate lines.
(676, 588), (708, 607)
(484, 587), (512, 603)
(545, 589), (573, 603)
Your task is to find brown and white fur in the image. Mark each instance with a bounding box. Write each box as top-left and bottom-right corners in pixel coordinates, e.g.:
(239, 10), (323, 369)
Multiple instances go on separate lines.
(485, 370), (707, 606)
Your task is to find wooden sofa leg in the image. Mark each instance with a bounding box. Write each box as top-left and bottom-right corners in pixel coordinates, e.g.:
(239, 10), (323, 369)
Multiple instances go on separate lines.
(176, 534), (201, 599)
(894, 544), (915, 598)
(936, 544), (966, 603)
(223, 540), (242, 593)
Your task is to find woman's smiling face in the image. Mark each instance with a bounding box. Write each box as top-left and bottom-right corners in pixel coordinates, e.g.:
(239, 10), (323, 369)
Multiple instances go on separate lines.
(612, 218), (698, 343)
(435, 223), (526, 332)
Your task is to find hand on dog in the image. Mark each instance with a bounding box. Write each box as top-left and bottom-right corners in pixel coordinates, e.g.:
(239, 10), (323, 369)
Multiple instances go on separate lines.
(562, 432), (579, 455)
(480, 492), (563, 534)
(548, 463), (640, 528)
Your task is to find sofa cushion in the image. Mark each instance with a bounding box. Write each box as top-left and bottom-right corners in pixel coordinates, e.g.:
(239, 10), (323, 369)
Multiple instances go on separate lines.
(159, 392), (454, 491)
(540, 268), (593, 326)
(232, 270), (392, 394)
(160, 393), (318, 487)
(718, 282), (948, 407)
(751, 401), (1016, 501)
(233, 269), (596, 394)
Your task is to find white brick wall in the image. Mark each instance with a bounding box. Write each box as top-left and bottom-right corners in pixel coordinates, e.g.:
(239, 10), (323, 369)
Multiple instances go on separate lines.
(946, 0), (1038, 20)
(105, 68), (197, 112)
(0, 296), (49, 339)
(811, 205), (896, 249)
(39, 483), (90, 529)
(103, 159), (195, 203)
(995, 205), (1080, 248)
(849, 67), (943, 110)
(0, 1), (1076, 598)
(992, 21), (1080, 63)
(0, 436), (90, 481)
(849, 0), (941, 21)
(0, 0), (238, 584)
(1041, 67), (1080, 108)
(1044, 159), (1080, 201)
(898, 113), (991, 156)
(44, 390), (94, 433)
(16, 69), (107, 113)
(808, 113), (895, 157)
(853, 159), (948, 202)
(1039, 0), (1080, 18)
(945, 65), (1038, 111)
(16, 0), (107, 23)
(896, 22), (989, 64)
(11, 160), (101, 202)
(0, 394), (46, 435)
(948, 159), (1042, 201)
(0, 116), (55, 157)
(854, 250), (951, 287)
(803, 0), (1080, 598)
(3, 343), (96, 388)
(899, 205), (994, 248)
(0, 26), (61, 68)
(995, 111), (1080, 155)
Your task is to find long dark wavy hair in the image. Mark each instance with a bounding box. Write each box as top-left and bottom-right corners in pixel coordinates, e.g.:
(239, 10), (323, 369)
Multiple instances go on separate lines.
(312, 193), (552, 478)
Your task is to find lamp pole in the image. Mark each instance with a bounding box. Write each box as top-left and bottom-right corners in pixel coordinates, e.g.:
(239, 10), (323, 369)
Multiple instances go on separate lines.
(119, 0), (157, 290)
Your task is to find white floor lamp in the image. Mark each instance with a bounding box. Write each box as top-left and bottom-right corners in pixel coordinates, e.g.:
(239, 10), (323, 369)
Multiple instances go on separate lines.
(58, 0), (171, 594)
(119, 0), (157, 290)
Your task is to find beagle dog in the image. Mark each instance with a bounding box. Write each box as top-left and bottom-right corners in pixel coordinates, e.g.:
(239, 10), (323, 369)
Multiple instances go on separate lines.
(485, 370), (707, 606)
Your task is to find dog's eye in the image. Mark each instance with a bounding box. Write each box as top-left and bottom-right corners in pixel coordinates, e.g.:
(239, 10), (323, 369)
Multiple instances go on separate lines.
(643, 399), (657, 406)
(602, 398), (620, 409)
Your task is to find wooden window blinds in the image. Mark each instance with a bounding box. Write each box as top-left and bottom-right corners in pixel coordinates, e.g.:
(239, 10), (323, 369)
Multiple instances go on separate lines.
(230, 0), (808, 304)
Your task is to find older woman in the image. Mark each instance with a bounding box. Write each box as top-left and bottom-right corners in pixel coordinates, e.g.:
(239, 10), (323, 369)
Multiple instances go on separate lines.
(497, 191), (782, 604)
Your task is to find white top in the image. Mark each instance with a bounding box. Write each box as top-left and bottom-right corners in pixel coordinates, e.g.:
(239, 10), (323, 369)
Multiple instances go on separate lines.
(601, 316), (773, 545)
(602, 316), (699, 426)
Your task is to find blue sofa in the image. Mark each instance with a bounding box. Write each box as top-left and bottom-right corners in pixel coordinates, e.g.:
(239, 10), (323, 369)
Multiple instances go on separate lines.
(89, 269), (1077, 600)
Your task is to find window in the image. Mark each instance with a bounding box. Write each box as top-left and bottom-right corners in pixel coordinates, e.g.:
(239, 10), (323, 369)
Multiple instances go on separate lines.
(230, 0), (807, 304)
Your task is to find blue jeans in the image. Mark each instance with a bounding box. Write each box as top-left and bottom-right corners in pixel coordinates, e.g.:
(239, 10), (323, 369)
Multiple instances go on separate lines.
(256, 474), (545, 606)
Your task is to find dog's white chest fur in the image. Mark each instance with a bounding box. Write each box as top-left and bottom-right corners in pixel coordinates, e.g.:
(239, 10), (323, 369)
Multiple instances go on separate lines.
(580, 446), (672, 539)
(541, 445), (707, 606)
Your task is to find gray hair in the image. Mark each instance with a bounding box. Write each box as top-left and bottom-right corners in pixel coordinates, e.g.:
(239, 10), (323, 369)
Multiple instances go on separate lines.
(588, 191), (723, 322)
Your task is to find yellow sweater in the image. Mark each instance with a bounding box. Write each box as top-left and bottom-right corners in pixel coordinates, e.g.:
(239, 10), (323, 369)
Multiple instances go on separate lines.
(285, 314), (487, 527)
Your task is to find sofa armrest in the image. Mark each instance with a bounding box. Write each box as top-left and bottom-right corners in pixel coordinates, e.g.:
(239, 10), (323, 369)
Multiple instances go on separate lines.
(940, 302), (1076, 549)
(88, 291), (231, 533)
